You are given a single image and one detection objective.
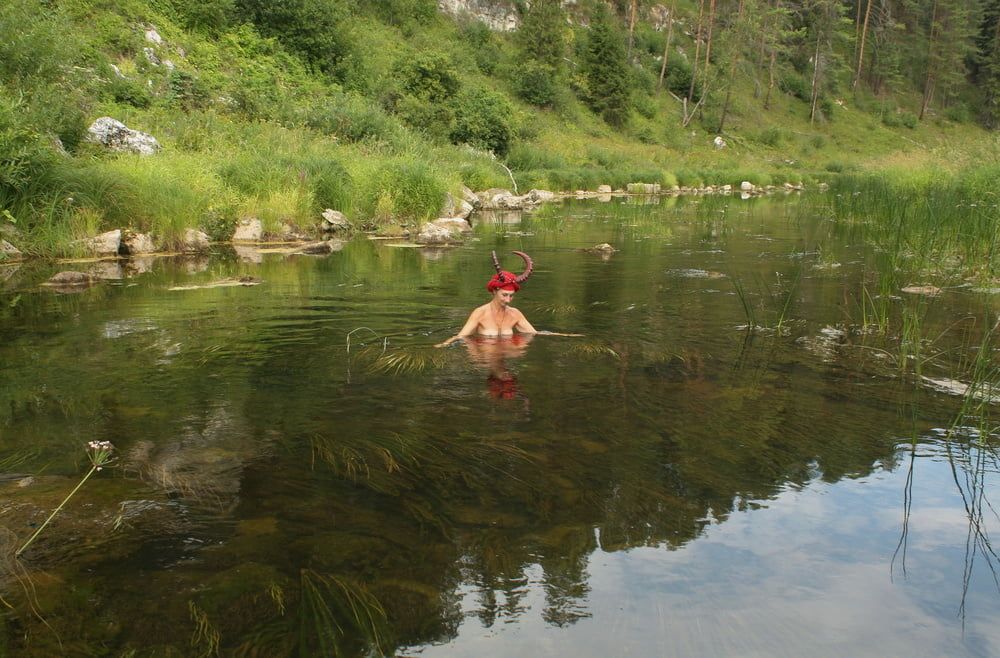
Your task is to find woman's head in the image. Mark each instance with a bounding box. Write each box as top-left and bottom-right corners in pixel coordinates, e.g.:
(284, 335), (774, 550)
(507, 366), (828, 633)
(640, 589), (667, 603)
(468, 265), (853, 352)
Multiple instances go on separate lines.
(487, 251), (533, 293)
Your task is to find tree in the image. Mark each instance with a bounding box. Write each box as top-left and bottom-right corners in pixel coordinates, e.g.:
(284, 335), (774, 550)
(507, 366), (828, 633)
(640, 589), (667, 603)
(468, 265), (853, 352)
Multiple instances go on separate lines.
(514, 0), (567, 106)
(582, 4), (632, 127)
(803, 0), (850, 123)
(919, 0), (977, 120)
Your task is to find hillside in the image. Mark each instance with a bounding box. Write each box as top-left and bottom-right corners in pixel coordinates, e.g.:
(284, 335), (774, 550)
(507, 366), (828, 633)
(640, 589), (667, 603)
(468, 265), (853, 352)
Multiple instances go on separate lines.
(1, 0), (998, 256)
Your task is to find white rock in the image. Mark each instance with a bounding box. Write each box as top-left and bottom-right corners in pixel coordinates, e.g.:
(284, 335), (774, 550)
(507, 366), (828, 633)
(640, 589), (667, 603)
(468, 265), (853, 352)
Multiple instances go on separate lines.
(431, 218), (472, 233)
(741, 181), (754, 191)
(415, 222), (461, 245)
(1, 239), (22, 261)
(183, 229), (210, 252)
(461, 185), (480, 208)
(122, 231), (156, 254)
(144, 28), (163, 44)
(143, 47), (161, 66)
(597, 184), (613, 194)
(526, 189), (556, 203)
(321, 209), (351, 232)
(87, 117), (160, 156)
(75, 229), (122, 256)
(232, 217), (263, 242)
(713, 135), (727, 149)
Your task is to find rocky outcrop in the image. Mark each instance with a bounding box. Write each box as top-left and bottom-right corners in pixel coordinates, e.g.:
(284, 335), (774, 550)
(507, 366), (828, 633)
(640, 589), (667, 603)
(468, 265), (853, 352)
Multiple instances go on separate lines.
(442, 193), (475, 220)
(87, 117), (160, 155)
(436, 0), (519, 31)
(626, 183), (661, 194)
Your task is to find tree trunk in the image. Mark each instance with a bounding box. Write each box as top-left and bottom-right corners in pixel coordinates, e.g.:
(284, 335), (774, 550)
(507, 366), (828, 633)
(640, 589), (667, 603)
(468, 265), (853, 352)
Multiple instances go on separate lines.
(809, 29), (822, 123)
(657, 4), (676, 91)
(853, 0), (873, 90)
(718, 0), (746, 133)
(765, 47), (776, 109)
(919, 0), (939, 120)
(627, 0), (638, 58)
(687, 0), (706, 107)
(704, 0), (718, 72)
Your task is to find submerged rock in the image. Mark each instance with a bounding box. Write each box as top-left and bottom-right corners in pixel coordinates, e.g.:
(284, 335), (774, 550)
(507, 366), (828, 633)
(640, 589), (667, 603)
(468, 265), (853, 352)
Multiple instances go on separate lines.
(87, 117), (160, 155)
(42, 270), (97, 289)
(901, 285), (942, 296)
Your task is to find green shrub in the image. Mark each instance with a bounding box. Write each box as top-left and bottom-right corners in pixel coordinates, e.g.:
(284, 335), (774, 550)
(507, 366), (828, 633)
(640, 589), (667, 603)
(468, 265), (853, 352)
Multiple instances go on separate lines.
(462, 21), (501, 74)
(898, 111), (918, 129)
(779, 73), (810, 102)
(0, 93), (57, 202)
(394, 95), (455, 142)
(755, 127), (784, 147)
(451, 87), (516, 156)
(515, 61), (558, 107)
(945, 103), (970, 123)
(304, 93), (405, 144)
(234, 0), (351, 75)
(633, 93), (658, 120)
(396, 51), (460, 102)
(165, 0), (235, 34)
(663, 55), (700, 101)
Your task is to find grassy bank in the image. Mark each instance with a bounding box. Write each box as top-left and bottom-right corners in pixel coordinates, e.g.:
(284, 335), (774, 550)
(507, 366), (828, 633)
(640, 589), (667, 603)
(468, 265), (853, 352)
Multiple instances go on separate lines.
(2, 0), (1000, 259)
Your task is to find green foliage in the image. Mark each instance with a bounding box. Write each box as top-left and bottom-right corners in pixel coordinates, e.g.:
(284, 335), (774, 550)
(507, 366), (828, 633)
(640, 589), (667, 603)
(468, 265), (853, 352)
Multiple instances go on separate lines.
(882, 111), (917, 129)
(581, 5), (631, 127)
(779, 73), (810, 102)
(396, 52), (460, 102)
(394, 95), (455, 142)
(461, 21), (501, 74)
(662, 55), (700, 101)
(160, 0), (236, 34)
(234, 0), (351, 75)
(755, 127), (785, 147)
(451, 88), (516, 156)
(302, 93), (406, 145)
(0, 93), (57, 202)
(514, 62), (559, 107)
(516, 0), (566, 71)
(367, 0), (437, 29)
(356, 158), (447, 222)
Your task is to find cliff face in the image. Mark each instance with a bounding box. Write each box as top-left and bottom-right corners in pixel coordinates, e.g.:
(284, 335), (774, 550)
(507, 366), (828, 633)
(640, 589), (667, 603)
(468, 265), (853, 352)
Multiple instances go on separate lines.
(436, 0), (520, 31)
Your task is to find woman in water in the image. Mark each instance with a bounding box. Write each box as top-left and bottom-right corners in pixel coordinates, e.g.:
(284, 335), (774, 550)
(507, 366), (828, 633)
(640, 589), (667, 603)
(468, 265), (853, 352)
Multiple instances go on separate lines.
(435, 251), (537, 347)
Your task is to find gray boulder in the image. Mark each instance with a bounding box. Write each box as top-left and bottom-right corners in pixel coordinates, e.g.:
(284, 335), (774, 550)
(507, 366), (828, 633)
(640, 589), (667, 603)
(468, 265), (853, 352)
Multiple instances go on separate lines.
(415, 222), (462, 245)
(182, 229), (210, 252)
(232, 217), (263, 242)
(526, 189), (556, 204)
(43, 271), (96, 287)
(87, 117), (160, 156)
(320, 209), (351, 233)
(75, 229), (122, 256)
(1, 240), (22, 261)
(431, 218), (472, 233)
(122, 231), (156, 255)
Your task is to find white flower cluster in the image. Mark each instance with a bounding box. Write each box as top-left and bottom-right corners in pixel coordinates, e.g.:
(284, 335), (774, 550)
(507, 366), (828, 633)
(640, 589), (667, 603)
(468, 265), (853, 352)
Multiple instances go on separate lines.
(86, 440), (116, 470)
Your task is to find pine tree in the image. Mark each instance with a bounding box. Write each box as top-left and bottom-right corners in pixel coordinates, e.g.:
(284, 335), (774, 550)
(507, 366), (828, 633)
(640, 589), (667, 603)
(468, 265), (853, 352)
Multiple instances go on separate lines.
(582, 4), (632, 126)
(514, 0), (567, 106)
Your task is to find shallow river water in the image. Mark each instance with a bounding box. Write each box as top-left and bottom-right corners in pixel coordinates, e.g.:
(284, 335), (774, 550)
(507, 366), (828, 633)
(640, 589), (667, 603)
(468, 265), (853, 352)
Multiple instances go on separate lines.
(2, 196), (1000, 656)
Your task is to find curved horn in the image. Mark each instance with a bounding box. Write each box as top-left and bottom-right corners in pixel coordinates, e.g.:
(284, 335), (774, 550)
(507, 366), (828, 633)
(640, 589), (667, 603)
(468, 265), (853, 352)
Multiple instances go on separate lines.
(512, 251), (533, 283)
(491, 250), (503, 274)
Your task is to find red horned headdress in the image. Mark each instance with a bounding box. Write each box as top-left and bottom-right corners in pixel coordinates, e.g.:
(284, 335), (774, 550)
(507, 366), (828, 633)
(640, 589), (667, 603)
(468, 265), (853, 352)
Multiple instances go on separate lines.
(487, 250), (533, 292)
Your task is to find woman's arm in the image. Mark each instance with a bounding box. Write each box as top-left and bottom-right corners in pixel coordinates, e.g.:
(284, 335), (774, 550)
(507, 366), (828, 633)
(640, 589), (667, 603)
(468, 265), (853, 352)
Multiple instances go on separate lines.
(435, 308), (482, 347)
(513, 310), (537, 334)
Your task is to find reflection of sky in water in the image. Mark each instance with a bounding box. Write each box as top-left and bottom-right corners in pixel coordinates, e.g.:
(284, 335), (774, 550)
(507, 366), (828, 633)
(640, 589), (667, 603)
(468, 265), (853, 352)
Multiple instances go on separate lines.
(412, 450), (999, 657)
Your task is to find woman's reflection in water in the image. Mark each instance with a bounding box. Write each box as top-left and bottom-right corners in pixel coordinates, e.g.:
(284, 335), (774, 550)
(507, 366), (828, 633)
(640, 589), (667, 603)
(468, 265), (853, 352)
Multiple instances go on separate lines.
(464, 334), (533, 403)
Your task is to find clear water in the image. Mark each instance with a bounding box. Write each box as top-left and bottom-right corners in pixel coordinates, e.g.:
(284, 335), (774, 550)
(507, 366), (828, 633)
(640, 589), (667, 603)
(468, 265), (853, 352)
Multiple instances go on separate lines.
(2, 196), (999, 656)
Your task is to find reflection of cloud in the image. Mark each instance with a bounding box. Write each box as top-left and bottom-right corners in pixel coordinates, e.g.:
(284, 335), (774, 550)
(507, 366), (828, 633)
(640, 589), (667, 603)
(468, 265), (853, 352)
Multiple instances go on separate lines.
(409, 460), (1000, 657)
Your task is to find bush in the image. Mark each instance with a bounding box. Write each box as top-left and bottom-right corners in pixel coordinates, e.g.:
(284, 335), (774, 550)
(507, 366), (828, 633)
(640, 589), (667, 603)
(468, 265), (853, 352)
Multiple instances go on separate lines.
(396, 51), (460, 102)
(234, 0), (351, 75)
(0, 93), (57, 202)
(451, 88), (516, 156)
(779, 73), (810, 102)
(945, 103), (971, 123)
(394, 95), (455, 142)
(662, 56), (703, 103)
(304, 93), (405, 144)
(507, 143), (568, 170)
(461, 21), (501, 74)
(755, 127), (784, 147)
(515, 61), (558, 107)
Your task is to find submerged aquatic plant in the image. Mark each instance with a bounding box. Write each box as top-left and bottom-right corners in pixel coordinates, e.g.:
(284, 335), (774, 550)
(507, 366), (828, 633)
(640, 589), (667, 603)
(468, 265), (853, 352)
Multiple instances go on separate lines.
(15, 440), (115, 558)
